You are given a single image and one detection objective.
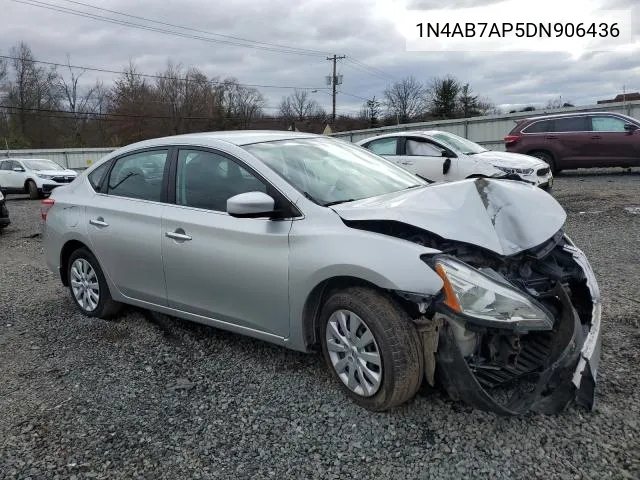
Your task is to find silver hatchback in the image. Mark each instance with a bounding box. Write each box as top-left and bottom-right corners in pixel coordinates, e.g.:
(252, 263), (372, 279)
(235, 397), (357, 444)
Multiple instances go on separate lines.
(42, 131), (601, 415)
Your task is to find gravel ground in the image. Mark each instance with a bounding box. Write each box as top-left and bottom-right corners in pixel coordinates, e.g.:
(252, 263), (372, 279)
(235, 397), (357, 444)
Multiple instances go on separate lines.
(1, 168), (639, 480)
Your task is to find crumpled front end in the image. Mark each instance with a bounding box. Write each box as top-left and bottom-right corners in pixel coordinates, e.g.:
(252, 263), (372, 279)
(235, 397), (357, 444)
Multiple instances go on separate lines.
(417, 236), (601, 416)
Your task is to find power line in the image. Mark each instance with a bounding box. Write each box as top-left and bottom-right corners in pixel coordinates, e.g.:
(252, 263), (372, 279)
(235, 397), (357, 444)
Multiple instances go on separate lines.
(0, 55), (329, 91)
(9, 0), (398, 85)
(10, 0), (328, 57)
(56, 0), (331, 57)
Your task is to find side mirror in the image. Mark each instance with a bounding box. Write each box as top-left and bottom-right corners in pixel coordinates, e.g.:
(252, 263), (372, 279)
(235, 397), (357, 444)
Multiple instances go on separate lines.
(227, 191), (277, 218)
(624, 123), (638, 132)
(13, 167), (24, 172)
(443, 157), (452, 174)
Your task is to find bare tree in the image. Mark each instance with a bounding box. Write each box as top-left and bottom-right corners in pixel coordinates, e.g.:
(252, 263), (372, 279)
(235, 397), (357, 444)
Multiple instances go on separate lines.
(279, 89), (324, 124)
(55, 55), (100, 145)
(217, 78), (266, 128)
(427, 75), (460, 119)
(107, 59), (157, 144)
(6, 41), (61, 146)
(383, 76), (427, 123)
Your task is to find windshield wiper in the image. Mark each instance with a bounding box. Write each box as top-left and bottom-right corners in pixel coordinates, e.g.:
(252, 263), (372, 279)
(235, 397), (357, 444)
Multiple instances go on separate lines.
(324, 199), (356, 206)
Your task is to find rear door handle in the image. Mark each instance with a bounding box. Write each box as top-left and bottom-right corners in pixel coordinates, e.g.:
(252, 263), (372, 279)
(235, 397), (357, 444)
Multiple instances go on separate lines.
(401, 160), (414, 165)
(165, 229), (192, 241)
(591, 135), (601, 139)
(89, 217), (108, 227)
(545, 135), (558, 139)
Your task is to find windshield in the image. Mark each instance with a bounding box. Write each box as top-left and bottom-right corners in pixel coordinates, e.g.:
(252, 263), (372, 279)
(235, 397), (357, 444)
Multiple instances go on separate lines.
(23, 159), (65, 171)
(244, 137), (425, 206)
(431, 132), (488, 155)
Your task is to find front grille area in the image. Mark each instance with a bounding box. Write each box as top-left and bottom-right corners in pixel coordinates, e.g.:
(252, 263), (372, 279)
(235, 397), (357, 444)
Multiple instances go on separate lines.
(468, 332), (553, 389)
(51, 176), (75, 183)
(537, 167), (550, 176)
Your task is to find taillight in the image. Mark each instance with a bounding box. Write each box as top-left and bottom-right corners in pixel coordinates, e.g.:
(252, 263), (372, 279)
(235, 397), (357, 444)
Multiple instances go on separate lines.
(41, 198), (55, 221)
(504, 134), (521, 146)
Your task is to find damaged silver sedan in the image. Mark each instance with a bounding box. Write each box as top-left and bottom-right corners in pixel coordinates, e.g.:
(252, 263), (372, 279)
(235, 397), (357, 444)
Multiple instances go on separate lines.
(42, 131), (601, 416)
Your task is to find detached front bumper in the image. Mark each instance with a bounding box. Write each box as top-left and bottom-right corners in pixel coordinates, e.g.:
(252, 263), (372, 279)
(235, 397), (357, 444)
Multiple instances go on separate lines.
(431, 245), (601, 416)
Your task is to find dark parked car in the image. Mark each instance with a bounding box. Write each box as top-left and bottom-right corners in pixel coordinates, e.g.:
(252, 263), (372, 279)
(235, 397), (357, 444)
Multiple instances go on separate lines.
(0, 187), (10, 229)
(504, 112), (640, 173)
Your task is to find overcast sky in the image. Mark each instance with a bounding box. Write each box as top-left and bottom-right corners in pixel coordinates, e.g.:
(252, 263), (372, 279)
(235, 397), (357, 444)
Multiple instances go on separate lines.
(2, 0), (639, 115)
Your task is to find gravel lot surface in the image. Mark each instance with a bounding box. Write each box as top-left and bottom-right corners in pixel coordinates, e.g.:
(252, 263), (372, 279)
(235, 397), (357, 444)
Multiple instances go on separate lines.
(1, 168), (639, 479)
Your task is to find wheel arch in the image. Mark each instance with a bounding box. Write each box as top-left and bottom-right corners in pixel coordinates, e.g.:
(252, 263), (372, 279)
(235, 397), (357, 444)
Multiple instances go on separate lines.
(301, 275), (429, 350)
(59, 239), (92, 286)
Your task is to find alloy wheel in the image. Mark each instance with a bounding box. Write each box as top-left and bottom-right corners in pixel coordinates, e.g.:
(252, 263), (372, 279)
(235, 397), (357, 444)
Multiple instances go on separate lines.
(70, 258), (100, 312)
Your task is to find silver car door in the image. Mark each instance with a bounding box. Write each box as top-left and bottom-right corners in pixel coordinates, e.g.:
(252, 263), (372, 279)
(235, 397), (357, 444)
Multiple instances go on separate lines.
(161, 148), (292, 337)
(85, 148), (169, 305)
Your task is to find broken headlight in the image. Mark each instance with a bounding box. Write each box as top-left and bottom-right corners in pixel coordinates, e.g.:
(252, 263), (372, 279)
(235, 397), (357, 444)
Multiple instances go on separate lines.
(494, 165), (534, 175)
(433, 257), (554, 331)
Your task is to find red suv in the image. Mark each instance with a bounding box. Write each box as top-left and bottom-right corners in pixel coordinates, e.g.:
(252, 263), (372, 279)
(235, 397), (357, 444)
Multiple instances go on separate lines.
(504, 112), (640, 173)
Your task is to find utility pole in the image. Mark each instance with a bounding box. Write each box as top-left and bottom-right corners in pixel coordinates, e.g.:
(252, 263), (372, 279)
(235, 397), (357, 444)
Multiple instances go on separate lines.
(327, 54), (345, 124)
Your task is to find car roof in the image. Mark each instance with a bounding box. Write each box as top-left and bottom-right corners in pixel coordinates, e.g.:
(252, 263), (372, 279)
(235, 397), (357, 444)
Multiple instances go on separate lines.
(519, 111), (635, 123)
(117, 130), (321, 150)
(356, 129), (453, 141)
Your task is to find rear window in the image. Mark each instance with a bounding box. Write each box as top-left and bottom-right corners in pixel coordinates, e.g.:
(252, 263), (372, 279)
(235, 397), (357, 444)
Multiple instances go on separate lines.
(522, 120), (550, 133)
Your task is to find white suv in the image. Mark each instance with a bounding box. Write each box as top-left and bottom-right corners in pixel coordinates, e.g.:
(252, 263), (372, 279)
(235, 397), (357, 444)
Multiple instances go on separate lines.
(0, 158), (78, 199)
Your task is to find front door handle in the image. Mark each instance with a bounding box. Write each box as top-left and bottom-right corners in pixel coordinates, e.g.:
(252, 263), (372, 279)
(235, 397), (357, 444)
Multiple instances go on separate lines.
(165, 229), (192, 241)
(591, 135), (601, 139)
(401, 160), (414, 165)
(89, 217), (108, 227)
(545, 135), (558, 140)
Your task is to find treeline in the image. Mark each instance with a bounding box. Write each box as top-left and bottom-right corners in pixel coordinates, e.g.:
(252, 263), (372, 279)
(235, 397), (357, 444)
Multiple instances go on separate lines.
(0, 41), (499, 149)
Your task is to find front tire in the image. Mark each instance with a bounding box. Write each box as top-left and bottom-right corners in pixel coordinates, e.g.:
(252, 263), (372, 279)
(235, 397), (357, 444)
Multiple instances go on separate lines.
(319, 286), (424, 411)
(26, 180), (40, 200)
(67, 247), (123, 319)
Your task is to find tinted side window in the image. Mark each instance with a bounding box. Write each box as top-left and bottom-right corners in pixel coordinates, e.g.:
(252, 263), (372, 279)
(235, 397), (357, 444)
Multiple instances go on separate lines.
(591, 116), (627, 132)
(176, 149), (267, 212)
(551, 116), (587, 132)
(0, 161), (8, 171)
(365, 138), (398, 155)
(405, 139), (444, 156)
(523, 120), (550, 133)
(106, 150), (168, 201)
(88, 162), (110, 191)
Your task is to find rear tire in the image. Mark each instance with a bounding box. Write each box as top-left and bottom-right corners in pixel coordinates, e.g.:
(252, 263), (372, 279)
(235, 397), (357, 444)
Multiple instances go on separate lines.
(67, 247), (123, 319)
(529, 151), (558, 174)
(319, 286), (424, 411)
(26, 180), (40, 200)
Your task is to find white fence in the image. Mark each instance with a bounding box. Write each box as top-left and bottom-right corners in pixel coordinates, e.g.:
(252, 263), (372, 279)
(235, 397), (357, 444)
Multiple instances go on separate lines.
(1, 99), (639, 164)
(0, 147), (114, 170)
(329, 99), (640, 150)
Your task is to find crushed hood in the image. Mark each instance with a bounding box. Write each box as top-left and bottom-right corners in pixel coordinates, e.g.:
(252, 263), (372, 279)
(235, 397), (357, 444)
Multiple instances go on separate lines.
(331, 178), (566, 256)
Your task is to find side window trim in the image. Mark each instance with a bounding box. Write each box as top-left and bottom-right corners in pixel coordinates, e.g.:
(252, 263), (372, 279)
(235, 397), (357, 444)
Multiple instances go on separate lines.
(404, 136), (449, 157)
(170, 145), (302, 218)
(366, 137), (399, 156)
(99, 146), (173, 203)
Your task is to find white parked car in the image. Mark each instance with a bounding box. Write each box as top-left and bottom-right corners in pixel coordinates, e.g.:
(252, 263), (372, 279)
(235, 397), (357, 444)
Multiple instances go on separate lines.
(356, 130), (553, 191)
(0, 158), (78, 199)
